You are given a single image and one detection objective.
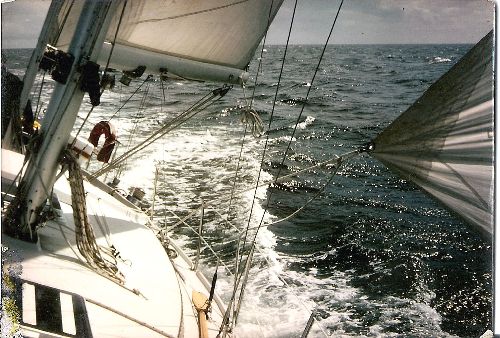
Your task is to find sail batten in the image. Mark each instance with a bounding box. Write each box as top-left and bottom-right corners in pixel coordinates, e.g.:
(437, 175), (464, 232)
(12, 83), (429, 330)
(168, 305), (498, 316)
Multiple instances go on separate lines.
(371, 31), (494, 237)
(53, 0), (284, 84)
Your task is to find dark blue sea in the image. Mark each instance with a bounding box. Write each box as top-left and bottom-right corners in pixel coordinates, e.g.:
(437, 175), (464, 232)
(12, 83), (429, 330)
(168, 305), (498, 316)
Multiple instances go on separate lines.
(3, 44), (491, 337)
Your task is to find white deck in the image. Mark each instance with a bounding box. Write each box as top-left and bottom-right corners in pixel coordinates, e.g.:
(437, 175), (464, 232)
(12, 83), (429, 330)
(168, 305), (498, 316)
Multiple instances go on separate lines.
(2, 149), (225, 337)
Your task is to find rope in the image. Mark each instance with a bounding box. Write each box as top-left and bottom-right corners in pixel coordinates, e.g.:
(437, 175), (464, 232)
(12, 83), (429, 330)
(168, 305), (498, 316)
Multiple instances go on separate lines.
(240, 104), (264, 137)
(108, 75), (152, 121)
(217, 1), (277, 330)
(278, 0), (344, 175)
(63, 150), (123, 284)
(223, 2), (345, 334)
(71, 105), (96, 147)
(114, 76), (154, 180)
(214, 1), (295, 333)
(91, 85), (231, 178)
(34, 72), (46, 120)
(102, 0), (128, 78)
(53, 0), (75, 44)
(69, 1), (128, 149)
(237, 0), (298, 283)
(250, 0), (345, 250)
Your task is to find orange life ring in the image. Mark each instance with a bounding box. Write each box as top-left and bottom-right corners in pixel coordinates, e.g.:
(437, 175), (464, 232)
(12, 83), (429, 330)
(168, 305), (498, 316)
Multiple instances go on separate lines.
(88, 121), (116, 163)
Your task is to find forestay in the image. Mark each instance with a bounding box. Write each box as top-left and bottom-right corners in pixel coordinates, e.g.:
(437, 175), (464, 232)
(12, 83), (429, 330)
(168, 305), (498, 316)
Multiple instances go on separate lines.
(51, 0), (284, 84)
(371, 30), (494, 237)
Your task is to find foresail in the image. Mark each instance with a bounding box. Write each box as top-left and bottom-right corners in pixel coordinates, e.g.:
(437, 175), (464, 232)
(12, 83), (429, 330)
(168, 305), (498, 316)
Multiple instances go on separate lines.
(51, 0), (284, 84)
(371, 31), (494, 237)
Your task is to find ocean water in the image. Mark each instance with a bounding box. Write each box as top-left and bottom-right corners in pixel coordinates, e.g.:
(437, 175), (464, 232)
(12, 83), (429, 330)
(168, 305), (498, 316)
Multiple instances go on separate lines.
(2, 44), (491, 337)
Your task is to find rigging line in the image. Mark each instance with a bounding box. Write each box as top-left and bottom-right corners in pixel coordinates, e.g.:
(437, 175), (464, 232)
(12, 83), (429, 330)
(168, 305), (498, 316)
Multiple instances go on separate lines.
(102, 98), (210, 174)
(108, 76), (151, 121)
(160, 76), (167, 114)
(212, 154), (358, 314)
(226, 82), (260, 212)
(115, 79), (152, 177)
(70, 1), (127, 147)
(187, 153), (357, 238)
(222, 1), (292, 329)
(113, 83), (222, 177)
(68, 9), (124, 148)
(132, 91), (221, 147)
(278, 0), (344, 176)
(71, 105), (95, 147)
(102, 0), (128, 78)
(238, 0), (298, 266)
(249, 0), (274, 107)
(211, 156), (340, 215)
(162, 208), (235, 276)
(265, 158), (344, 227)
(220, 87), (257, 333)
(34, 71), (46, 119)
(112, 78), (152, 179)
(223, 85), (255, 235)
(253, 0), (344, 242)
(53, 0), (75, 44)
(91, 87), (228, 178)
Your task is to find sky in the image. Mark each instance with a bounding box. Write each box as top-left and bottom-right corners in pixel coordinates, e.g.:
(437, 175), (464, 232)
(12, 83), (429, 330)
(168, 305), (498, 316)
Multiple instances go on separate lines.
(0, 0), (495, 48)
(266, 0), (495, 44)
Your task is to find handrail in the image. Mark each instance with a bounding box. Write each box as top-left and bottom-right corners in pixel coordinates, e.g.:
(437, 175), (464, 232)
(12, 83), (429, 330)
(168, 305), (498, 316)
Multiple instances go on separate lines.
(158, 203), (330, 337)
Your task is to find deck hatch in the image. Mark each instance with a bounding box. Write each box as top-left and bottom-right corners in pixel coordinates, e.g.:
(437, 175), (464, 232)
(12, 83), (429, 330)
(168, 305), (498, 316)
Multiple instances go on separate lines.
(12, 278), (93, 337)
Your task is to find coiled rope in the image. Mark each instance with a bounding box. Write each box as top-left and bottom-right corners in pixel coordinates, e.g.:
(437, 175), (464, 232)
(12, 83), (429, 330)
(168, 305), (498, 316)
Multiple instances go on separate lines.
(63, 150), (123, 284)
(240, 105), (264, 137)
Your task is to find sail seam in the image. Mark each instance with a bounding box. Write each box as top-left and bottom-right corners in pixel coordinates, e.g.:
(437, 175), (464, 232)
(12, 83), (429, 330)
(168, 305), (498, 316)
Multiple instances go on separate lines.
(134, 0), (249, 23)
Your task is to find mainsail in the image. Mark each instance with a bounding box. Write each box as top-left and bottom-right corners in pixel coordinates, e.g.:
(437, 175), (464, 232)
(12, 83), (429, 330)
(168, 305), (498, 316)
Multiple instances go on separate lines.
(370, 31), (494, 237)
(51, 0), (284, 84)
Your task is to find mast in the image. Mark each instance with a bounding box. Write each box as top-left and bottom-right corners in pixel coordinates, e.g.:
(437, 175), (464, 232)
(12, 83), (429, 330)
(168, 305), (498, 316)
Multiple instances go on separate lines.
(17, 0), (120, 237)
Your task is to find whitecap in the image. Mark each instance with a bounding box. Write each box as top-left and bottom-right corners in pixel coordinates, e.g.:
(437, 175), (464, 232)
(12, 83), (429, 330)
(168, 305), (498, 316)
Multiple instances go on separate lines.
(428, 56), (451, 64)
(295, 115), (316, 130)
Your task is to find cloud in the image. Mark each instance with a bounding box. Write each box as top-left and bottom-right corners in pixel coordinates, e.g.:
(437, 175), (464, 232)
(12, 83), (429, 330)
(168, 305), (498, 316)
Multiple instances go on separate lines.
(267, 0), (494, 44)
(1, 0), (495, 48)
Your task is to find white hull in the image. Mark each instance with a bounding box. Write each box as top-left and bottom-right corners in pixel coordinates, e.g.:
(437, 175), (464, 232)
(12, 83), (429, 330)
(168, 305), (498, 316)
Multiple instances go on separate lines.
(2, 148), (225, 338)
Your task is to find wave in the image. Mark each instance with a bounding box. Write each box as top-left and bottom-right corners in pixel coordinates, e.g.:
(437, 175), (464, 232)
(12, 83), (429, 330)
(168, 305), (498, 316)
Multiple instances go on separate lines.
(255, 115), (316, 136)
(427, 56), (452, 64)
(295, 115), (315, 129)
(270, 180), (321, 194)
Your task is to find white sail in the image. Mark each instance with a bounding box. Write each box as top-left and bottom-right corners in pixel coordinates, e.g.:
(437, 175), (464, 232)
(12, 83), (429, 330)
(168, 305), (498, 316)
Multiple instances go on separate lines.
(371, 31), (494, 237)
(52, 0), (284, 84)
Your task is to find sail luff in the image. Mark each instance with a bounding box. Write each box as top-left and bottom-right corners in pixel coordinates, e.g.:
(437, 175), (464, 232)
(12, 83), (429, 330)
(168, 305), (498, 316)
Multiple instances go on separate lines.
(370, 30), (494, 237)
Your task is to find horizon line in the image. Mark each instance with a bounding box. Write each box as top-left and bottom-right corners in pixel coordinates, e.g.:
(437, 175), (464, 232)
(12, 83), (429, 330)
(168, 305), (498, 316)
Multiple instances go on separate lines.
(2, 41), (475, 50)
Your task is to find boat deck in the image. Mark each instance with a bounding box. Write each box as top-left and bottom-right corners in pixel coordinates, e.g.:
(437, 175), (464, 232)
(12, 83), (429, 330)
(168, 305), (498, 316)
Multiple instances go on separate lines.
(2, 149), (225, 338)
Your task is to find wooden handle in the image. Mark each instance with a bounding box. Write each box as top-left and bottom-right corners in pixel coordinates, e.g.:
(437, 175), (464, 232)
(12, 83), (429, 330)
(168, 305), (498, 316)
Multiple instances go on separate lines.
(192, 291), (209, 338)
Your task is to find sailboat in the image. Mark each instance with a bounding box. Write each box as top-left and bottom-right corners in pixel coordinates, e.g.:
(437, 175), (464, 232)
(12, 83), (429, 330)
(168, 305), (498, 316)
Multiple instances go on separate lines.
(1, 0), (494, 337)
(1, 1), (285, 337)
